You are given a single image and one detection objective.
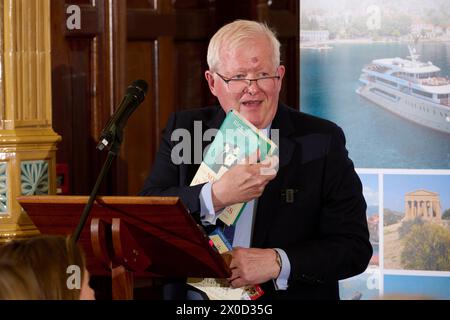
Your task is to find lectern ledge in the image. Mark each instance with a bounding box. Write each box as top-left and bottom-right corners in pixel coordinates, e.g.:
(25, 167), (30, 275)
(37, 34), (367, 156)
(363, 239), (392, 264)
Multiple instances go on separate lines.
(18, 195), (230, 299)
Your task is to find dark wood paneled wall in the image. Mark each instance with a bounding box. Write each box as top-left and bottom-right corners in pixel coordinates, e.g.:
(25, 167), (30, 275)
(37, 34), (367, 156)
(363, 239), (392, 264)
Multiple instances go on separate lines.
(52, 0), (108, 196)
(51, 0), (299, 197)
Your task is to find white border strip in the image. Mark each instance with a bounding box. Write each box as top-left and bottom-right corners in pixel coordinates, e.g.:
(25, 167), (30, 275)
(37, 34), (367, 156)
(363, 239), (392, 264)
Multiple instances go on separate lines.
(383, 269), (450, 277)
(355, 168), (450, 294)
(379, 172), (384, 295)
(356, 168), (450, 175)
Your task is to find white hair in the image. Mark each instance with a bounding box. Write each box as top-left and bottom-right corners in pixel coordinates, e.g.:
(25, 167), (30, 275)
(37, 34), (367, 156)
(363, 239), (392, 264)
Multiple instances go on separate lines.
(207, 20), (281, 72)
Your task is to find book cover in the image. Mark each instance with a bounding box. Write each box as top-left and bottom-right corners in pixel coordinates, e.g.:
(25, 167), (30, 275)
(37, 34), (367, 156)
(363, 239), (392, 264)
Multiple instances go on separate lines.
(190, 109), (278, 226)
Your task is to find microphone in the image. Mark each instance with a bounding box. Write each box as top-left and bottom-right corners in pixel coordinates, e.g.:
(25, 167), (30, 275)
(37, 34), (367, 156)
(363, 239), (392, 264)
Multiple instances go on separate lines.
(97, 79), (149, 150)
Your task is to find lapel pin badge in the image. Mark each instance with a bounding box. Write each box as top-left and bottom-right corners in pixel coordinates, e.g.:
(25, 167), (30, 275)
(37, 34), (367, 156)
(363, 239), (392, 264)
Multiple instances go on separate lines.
(281, 189), (298, 204)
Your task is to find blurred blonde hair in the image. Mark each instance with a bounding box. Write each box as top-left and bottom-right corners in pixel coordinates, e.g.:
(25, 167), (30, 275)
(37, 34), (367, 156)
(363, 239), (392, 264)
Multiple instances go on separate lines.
(207, 20), (281, 72)
(0, 235), (87, 300)
(0, 261), (42, 300)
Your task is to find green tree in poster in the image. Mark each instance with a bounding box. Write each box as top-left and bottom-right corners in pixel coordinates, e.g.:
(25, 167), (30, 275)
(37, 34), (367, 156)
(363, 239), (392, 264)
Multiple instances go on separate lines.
(401, 223), (450, 271)
(398, 217), (423, 238)
(384, 209), (402, 226)
(380, 14), (412, 37)
(442, 209), (450, 220)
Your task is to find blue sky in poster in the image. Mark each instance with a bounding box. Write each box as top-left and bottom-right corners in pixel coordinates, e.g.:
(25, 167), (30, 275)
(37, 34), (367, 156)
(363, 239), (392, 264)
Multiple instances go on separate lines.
(359, 174), (379, 207)
(383, 174), (450, 212)
(384, 274), (450, 299)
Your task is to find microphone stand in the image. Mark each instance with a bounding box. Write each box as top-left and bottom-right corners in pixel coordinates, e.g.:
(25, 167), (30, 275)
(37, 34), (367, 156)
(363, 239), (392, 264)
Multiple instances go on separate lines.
(72, 126), (123, 243)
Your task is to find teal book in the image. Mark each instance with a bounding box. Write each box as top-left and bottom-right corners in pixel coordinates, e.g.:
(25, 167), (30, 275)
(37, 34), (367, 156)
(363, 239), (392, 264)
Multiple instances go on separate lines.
(190, 109), (278, 226)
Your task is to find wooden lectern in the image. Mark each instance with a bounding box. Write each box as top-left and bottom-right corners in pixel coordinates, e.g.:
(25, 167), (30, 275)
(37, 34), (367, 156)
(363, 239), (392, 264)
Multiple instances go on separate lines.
(17, 196), (230, 300)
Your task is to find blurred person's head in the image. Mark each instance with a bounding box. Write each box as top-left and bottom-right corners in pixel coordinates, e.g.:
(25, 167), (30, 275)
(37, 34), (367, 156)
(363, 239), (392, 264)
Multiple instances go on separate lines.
(0, 235), (95, 300)
(205, 20), (285, 129)
(0, 261), (42, 300)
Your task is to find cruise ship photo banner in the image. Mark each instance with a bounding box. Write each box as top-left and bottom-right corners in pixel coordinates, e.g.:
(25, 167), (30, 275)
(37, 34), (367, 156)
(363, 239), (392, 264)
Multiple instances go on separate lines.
(300, 0), (450, 300)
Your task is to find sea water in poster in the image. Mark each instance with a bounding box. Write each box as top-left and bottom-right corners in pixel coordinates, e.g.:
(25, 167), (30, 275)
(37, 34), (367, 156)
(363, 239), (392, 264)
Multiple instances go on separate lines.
(300, 0), (450, 169)
(301, 0), (450, 299)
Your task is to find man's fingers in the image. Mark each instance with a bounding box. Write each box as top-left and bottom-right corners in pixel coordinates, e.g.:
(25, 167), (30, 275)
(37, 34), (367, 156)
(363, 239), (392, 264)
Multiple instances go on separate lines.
(239, 156), (254, 165)
(259, 167), (277, 177)
(258, 155), (279, 176)
(241, 150), (259, 165)
(260, 155), (279, 169)
(229, 278), (245, 289)
(239, 156), (249, 165)
(226, 269), (240, 283)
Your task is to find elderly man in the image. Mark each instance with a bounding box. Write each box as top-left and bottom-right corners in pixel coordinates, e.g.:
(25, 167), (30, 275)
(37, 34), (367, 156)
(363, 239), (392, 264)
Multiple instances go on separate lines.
(140, 20), (372, 300)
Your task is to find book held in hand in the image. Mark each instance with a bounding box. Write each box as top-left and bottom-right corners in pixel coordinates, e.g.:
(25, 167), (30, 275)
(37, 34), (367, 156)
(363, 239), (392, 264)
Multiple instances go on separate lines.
(190, 109), (278, 226)
(188, 228), (264, 300)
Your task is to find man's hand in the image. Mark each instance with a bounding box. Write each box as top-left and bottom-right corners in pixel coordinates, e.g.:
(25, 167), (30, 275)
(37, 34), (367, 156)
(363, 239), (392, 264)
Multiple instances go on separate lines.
(226, 247), (280, 288)
(211, 156), (278, 211)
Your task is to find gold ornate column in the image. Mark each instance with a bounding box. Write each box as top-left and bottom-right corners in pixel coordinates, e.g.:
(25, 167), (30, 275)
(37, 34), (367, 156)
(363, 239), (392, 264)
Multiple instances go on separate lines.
(0, 0), (61, 242)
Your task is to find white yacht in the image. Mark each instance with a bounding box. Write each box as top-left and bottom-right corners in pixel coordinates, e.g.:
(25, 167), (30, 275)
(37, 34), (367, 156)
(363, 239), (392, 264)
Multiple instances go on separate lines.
(357, 46), (450, 134)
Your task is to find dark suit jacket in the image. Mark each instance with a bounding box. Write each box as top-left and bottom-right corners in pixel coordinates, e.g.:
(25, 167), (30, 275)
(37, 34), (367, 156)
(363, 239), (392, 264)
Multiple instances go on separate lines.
(140, 104), (372, 300)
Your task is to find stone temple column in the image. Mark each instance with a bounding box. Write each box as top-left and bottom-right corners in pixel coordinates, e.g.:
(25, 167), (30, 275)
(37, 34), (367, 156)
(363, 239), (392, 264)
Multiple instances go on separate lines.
(427, 201), (433, 219)
(0, 0), (61, 242)
(417, 201), (420, 217)
(419, 200), (425, 217)
(434, 200), (442, 220)
(414, 201), (417, 218)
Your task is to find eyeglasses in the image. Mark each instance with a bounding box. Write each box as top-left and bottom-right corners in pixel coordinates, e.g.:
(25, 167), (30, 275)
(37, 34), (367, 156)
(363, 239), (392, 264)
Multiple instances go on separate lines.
(215, 72), (280, 93)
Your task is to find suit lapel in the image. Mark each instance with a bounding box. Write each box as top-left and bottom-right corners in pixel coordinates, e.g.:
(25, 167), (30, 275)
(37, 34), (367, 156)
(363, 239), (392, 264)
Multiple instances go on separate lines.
(203, 106), (226, 152)
(271, 104), (295, 168)
(206, 106), (226, 130)
(187, 107), (226, 180)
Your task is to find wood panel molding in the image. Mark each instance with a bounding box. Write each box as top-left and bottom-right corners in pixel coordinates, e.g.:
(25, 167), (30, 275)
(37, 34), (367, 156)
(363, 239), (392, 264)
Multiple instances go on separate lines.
(127, 9), (176, 40)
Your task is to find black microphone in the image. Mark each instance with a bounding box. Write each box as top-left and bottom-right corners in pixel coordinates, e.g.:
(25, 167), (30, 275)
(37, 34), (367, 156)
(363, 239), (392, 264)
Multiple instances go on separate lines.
(97, 79), (148, 150)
